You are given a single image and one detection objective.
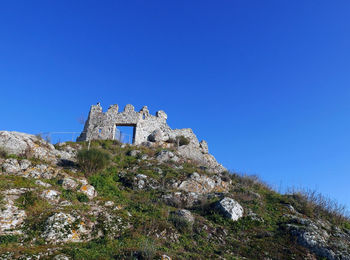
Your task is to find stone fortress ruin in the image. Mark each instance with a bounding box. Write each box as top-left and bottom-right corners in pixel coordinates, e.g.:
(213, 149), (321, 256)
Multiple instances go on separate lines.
(77, 103), (225, 173)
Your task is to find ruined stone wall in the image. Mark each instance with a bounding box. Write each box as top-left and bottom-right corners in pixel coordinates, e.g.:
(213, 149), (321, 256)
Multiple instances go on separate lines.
(77, 103), (226, 173)
(77, 103), (170, 145)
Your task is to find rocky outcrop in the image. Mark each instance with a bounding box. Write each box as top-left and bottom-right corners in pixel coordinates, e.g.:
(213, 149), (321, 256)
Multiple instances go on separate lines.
(0, 189), (27, 235)
(43, 212), (86, 244)
(156, 150), (180, 163)
(177, 172), (231, 194)
(285, 214), (350, 260)
(0, 131), (76, 163)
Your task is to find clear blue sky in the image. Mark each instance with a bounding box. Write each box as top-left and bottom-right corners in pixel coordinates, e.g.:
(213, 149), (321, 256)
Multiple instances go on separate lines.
(1, 1), (350, 209)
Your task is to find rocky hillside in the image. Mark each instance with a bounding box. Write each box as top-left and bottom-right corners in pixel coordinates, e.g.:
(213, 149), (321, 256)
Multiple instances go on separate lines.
(0, 131), (349, 259)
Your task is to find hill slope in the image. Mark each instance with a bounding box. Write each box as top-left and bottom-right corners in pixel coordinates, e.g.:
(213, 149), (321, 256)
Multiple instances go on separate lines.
(0, 131), (349, 259)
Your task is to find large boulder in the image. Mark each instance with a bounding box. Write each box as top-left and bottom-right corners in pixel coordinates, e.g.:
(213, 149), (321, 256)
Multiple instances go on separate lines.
(148, 129), (166, 142)
(215, 197), (244, 221)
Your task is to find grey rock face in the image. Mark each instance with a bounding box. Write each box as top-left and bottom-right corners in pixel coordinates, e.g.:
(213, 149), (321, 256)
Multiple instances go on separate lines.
(0, 189), (27, 235)
(77, 103), (225, 173)
(43, 212), (79, 244)
(0, 131), (73, 163)
(178, 172), (231, 194)
(2, 159), (21, 174)
(199, 140), (209, 154)
(285, 215), (350, 260)
(156, 150), (179, 163)
(172, 209), (195, 224)
(215, 197), (244, 221)
(162, 191), (201, 208)
(0, 131), (76, 163)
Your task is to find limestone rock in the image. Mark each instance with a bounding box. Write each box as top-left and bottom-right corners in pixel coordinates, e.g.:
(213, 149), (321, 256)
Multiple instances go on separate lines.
(199, 140), (209, 154)
(79, 184), (97, 199)
(162, 192), (201, 208)
(104, 201), (114, 207)
(128, 150), (141, 157)
(61, 177), (78, 190)
(134, 174), (147, 189)
(35, 180), (52, 188)
(41, 189), (60, 203)
(43, 212), (79, 244)
(97, 211), (129, 239)
(285, 215), (350, 260)
(156, 150), (179, 163)
(0, 131), (75, 163)
(131, 174), (159, 190)
(148, 129), (165, 142)
(178, 172), (231, 194)
(215, 197), (244, 221)
(0, 189), (27, 235)
(19, 159), (31, 170)
(2, 158), (20, 174)
(172, 209), (194, 224)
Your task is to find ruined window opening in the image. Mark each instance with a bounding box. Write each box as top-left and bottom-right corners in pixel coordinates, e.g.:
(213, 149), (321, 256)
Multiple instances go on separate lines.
(142, 114), (145, 120)
(98, 129), (102, 133)
(115, 125), (135, 144)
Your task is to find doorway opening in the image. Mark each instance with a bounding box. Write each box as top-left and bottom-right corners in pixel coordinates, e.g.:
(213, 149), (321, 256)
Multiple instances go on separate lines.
(115, 125), (136, 144)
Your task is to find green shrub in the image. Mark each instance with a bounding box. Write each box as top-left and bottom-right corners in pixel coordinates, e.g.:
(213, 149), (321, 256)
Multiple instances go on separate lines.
(0, 235), (19, 244)
(16, 191), (37, 209)
(77, 148), (111, 177)
(166, 136), (190, 146)
(77, 193), (89, 202)
(176, 135), (190, 146)
(138, 238), (157, 260)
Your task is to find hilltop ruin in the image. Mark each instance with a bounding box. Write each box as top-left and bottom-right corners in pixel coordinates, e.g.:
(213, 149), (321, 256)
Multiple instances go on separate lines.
(77, 103), (225, 173)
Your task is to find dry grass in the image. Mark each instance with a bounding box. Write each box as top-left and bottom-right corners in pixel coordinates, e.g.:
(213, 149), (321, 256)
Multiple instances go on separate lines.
(287, 188), (349, 224)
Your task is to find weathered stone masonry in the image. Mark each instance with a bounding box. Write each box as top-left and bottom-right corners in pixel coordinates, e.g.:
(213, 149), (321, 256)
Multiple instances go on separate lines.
(77, 103), (170, 144)
(77, 103), (226, 173)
